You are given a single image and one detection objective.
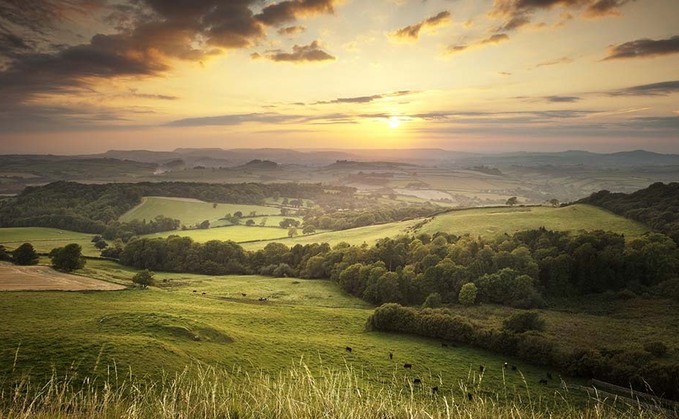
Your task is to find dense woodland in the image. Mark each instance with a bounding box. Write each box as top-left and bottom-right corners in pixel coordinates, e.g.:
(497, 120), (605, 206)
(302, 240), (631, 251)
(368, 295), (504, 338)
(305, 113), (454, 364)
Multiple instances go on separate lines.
(580, 182), (679, 244)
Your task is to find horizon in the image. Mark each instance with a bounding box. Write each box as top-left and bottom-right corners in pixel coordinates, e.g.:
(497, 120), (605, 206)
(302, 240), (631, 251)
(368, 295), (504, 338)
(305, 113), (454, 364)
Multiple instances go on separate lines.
(0, 1), (678, 154)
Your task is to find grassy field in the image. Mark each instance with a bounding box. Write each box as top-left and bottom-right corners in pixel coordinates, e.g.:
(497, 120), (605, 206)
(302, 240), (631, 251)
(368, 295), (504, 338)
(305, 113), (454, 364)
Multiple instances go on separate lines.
(0, 260), (569, 402)
(241, 219), (421, 250)
(144, 225), (291, 242)
(418, 204), (649, 238)
(0, 227), (100, 257)
(120, 197), (281, 226)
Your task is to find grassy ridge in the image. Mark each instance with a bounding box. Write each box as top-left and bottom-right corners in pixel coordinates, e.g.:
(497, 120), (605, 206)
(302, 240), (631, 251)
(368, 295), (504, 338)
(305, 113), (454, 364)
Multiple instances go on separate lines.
(143, 225), (291, 243)
(120, 197), (281, 226)
(418, 204), (649, 238)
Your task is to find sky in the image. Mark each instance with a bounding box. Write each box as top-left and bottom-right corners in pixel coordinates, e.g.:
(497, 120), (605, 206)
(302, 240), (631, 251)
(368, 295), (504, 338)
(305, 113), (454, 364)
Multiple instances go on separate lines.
(0, 0), (677, 155)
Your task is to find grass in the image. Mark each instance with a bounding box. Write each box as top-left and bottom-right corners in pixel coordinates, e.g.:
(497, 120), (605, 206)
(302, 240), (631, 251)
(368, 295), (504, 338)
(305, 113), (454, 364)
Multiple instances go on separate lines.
(120, 197), (281, 226)
(0, 227), (100, 257)
(1, 362), (667, 418)
(241, 219), (421, 250)
(418, 204), (649, 238)
(142, 225), (291, 243)
(0, 260), (568, 400)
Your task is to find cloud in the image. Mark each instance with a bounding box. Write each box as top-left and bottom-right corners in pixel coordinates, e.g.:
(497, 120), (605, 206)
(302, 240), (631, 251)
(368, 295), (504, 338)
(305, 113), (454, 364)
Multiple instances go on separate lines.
(480, 33), (509, 44)
(255, 0), (338, 26)
(544, 95), (581, 103)
(389, 11), (451, 41)
(128, 89), (179, 101)
(167, 113), (301, 127)
(489, 0), (635, 32)
(313, 90), (414, 105)
(258, 41), (335, 62)
(278, 26), (306, 36)
(608, 80), (679, 96)
(535, 56), (573, 67)
(604, 35), (679, 60)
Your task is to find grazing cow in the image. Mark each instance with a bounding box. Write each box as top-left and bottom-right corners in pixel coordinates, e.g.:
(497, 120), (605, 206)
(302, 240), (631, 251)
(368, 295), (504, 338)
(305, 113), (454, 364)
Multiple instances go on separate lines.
(389, 352), (393, 360)
(258, 297), (268, 302)
(539, 379), (548, 385)
(403, 363), (412, 369)
(511, 365), (517, 371)
(431, 386), (439, 394)
(202, 292), (206, 295)
(479, 365), (485, 373)
(241, 293), (246, 296)
(345, 346), (352, 353)
(467, 393), (473, 401)
(192, 290), (197, 293)
(413, 378), (421, 385)
(547, 372), (553, 380)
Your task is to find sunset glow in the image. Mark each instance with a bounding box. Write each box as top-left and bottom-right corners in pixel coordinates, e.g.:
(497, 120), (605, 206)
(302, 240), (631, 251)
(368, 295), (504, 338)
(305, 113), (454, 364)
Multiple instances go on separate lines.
(0, 0), (677, 154)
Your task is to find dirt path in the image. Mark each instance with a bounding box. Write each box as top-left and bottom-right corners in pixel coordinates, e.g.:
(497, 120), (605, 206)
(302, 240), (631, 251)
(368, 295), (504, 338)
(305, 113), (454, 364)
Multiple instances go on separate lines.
(0, 263), (126, 291)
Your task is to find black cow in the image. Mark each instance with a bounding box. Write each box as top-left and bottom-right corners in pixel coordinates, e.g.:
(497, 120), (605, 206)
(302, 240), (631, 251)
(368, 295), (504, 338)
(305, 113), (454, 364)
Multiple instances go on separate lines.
(201, 292), (206, 295)
(479, 365), (485, 373)
(403, 363), (412, 369)
(389, 352), (393, 360)
(467, 393), (473, 401)
(192, 290), (197, 293)
(431, 386), (439, 394)
(241, 293), (246, 296)
(413, 378), (421, 385)
(345, 346), (352, 353)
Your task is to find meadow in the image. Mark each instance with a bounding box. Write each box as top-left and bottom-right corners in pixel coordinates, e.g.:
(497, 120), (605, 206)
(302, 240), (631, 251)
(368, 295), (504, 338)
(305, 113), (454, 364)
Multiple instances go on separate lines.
(120, 197), (281, 227)
(143, 225), (291, 243)
(418, 204), (649, 238)
(0, 227), (100, 256)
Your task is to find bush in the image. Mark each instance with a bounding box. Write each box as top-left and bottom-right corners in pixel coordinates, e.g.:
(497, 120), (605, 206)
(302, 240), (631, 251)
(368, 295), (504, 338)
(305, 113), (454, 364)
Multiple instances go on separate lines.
(458, 283), (477, 306)
(132, 269), (154, 289)
(12, 243), (39, 265)
(502, 311), (545, 333)
(422, 292), (442, 308)
(49, 243), (85, 272)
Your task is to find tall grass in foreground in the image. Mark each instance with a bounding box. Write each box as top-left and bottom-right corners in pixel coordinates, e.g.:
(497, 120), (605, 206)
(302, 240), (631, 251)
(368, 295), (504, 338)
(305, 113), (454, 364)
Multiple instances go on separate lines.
(0, 361), (672, 419)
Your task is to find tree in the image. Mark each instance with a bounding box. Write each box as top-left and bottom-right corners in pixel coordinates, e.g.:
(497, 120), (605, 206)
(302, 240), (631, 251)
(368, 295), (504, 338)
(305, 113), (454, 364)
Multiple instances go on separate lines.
(548, 198), (560, 207)
(12, 243), (39, 266)
(94, 240), (108, 250)
(233, 211), (243, 218)
(287, 227), (298, 238)
(198, 220), (210, 229)
(422, 292), (442, 308)
(245, 219), (256, 226)
(50, 243), (86, 272)
(506, 196), (519, 206)
(302, 225), (316, 235)
(132, 269), (154, 289)
(458, 283), (478, 306)
(0, 245), (11, 262)
(502, 311), (545, 333)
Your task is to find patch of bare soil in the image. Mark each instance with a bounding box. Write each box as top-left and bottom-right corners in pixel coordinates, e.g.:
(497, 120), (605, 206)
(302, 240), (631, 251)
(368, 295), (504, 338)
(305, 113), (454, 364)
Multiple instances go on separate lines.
(0, 263), (126, 291)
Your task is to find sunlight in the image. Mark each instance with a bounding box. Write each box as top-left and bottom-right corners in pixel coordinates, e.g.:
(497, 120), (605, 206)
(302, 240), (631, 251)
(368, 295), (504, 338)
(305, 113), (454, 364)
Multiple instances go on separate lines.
(388, 116), (401, 129)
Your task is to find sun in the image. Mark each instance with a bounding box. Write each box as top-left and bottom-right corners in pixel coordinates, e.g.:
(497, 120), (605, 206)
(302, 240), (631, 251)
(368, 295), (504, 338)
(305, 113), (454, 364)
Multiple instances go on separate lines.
(388, 116), (401, 129)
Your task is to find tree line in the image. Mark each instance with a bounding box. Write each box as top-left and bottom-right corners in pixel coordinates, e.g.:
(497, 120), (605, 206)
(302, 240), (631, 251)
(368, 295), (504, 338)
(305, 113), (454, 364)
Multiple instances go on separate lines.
(118, 227), (679, 306)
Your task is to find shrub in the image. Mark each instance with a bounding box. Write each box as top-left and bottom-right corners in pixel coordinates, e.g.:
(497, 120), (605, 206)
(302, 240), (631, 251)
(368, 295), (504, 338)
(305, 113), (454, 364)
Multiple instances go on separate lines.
(422, 292), (442, 308)
(12, 243), (39, 266)
(49, 243), (86, 272)
(502, 311), (545, 333)
(132, 269), (154, 289)
(458, 283), (477, 306)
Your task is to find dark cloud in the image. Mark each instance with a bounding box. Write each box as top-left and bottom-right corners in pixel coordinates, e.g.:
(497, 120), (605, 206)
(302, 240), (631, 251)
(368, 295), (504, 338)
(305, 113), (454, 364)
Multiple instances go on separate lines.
(167, 112), (302, 127)
(256, 0), (337, 26)
(604, 35), (679, 60)
(278, 25), (306, 36)
(489, 0), (635, 32)
(259, 41), (335, 62)
(446, 44), (468, 54)
(390, 11), (451, 41)
(128, 89), (179, 101)
(544, 95), (581, 103)
(608, 80), (679, 96)
(313, 90), (414, 105)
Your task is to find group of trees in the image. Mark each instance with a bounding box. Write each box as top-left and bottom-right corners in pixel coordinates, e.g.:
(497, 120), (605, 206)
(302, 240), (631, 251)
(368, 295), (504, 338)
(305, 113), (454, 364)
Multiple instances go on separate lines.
(302, 203), (440, 231)
(0, 242), (85, 272)
(581, 182), (679, 244)
(117, 227), (679, 308)
(367, 303), (679, 400)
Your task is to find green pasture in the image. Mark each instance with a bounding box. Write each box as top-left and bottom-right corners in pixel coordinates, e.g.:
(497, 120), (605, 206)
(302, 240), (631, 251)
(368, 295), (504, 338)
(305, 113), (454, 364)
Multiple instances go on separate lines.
(0, 227), (100, 257)
(418, 204), (649, 238)
(0, 260), (567, 400)
(143, 225), (291, 243)
(119, 197), (281, 227)
(241, 219), (421, 250)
